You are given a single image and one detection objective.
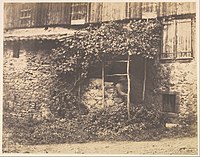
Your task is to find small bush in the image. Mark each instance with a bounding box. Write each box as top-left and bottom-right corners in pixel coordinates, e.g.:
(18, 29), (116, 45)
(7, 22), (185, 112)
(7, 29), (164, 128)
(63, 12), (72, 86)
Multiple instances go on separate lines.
(7, 103), (169, 145)
(50, 92), (89, 118)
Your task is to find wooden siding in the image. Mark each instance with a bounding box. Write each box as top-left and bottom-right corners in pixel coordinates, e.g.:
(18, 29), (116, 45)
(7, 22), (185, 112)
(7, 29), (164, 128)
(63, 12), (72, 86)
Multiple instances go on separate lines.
(128, 2), (142, 19)
(4, 3), (71, 29)
(4, 3), (37, 29)
(4, 3), (13, 28)
(177, 2), (196, 15)
(101, 3), (126, 22)
(47, 3), (71, 26)
(159, 2), (177, 17)
(88, 2), (162, 22)
(89, 2), (196, 23)
(34, 3), (48, 27)
(4, 2), (196, 29)
(4, 3), (20, 28)
(89, 3), (102, 23)
(158, 2), (196, 17)
(35, 3), (71, 26)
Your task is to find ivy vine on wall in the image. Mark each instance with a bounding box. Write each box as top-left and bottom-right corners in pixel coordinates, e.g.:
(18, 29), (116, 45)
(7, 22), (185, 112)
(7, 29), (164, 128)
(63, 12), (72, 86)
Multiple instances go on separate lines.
(49, 20), (162, 117)
(51, 19), (162, 78)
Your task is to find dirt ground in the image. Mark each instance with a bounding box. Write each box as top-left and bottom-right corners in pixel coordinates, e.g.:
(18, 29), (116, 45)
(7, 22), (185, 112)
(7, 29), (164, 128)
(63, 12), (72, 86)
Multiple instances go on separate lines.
(7, 136), (198, 155)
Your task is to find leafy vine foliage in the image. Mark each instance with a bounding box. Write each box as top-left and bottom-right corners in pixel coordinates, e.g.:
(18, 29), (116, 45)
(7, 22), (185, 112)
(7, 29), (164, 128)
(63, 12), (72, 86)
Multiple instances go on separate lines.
(51, 20), (162, 78)
(50, 20), (162, 118)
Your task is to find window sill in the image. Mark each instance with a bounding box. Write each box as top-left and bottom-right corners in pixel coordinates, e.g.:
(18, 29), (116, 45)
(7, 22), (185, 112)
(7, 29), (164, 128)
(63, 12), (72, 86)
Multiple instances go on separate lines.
(175, 57), (193, 60)
(20, 16), (31, 20)
(160, 58), (173, 61)
(159, 58), (175, 63)
(160, 57), (194, 63)
(71, 19), (86, 25)
(161, 112), (178, 118)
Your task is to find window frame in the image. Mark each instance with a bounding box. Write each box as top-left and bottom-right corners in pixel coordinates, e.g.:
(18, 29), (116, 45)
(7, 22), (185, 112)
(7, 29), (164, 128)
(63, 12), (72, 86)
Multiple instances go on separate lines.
(71, 3), (88, 25)
(20, 4), (32, 26)
(161, 18), (193, 61)
(176, 19), (193, 59)
(160, 91), (180, 114)
(162, 93), (177, 113)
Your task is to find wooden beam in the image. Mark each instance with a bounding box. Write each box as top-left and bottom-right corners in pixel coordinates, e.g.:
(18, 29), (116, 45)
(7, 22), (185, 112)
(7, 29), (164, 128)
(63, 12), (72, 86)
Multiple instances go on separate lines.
(105, 60), (128, 63)
(142, 58), (147, 102)
(78, 72), (81, 99)
(102, 60), (105, 108)
(105, 74), (128, 77)
(127, 54), (131, 120)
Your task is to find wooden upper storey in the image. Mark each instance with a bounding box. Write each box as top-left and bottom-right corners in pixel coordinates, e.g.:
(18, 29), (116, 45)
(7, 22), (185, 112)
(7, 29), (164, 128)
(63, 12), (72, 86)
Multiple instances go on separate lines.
(4, 2), (196, 29)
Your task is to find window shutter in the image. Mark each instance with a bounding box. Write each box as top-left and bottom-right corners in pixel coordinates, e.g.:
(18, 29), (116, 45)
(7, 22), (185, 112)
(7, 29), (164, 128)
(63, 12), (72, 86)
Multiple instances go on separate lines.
(162, 21), (176, 59)
(162, 94), (176, 113)
(176, 19), (192, 58)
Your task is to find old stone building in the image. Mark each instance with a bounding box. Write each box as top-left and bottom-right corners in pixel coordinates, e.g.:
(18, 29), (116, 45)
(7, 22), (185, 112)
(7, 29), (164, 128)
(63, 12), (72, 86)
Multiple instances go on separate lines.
(3, 2), (197, 123)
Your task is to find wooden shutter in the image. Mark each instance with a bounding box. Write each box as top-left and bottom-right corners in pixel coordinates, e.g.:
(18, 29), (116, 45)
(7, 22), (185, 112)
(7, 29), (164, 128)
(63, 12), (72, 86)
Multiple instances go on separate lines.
(101, 3), (126, 22)
(176, 19), (192, 58)
(162, 21), (176, 59)
(162, 94), (176, 113)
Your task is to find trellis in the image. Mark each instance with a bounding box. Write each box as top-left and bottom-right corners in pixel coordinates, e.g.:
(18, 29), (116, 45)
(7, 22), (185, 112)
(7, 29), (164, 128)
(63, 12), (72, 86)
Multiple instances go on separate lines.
(101, 54), (132, 120)
(51, 20), (161, 120)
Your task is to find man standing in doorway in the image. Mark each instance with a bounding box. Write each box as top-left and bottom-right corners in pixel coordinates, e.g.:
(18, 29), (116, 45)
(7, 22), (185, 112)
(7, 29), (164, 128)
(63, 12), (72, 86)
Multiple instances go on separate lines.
(115, 76), (128, 102)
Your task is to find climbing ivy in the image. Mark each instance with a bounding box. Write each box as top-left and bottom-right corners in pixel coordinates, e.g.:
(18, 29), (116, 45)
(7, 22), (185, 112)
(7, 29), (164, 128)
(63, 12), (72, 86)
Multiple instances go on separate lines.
(51, 19), (162, 78)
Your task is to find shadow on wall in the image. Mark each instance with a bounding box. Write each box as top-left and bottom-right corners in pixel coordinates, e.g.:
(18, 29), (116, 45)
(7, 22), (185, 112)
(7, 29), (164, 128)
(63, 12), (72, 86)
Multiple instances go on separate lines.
(130, 55), (172, 109)
(80, 54), (173, 110)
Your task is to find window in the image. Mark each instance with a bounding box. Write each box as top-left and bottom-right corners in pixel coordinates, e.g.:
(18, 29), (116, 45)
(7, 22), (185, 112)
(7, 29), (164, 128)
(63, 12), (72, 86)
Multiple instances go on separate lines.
(13, 42), (20, 58)
(162, 94), (176, 113)
(176, 19), (192, 58)
(20, 4), (32, 26)
(161, 19), (192, 60)
(142, 2), (157, 19)
(71, 3), (87, 25)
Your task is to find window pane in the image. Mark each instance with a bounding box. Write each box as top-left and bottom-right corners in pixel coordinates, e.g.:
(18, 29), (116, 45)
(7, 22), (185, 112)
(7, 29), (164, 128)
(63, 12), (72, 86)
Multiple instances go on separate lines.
(71, 3), (87, 25)
(20, 4), (31, 27)
(161, 21), (176, 59)
(176, 19), (192, 58)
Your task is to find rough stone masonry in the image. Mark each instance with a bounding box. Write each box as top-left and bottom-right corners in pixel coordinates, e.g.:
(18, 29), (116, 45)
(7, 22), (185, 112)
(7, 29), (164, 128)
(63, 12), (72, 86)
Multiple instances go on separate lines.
(3, 22), (197, 126)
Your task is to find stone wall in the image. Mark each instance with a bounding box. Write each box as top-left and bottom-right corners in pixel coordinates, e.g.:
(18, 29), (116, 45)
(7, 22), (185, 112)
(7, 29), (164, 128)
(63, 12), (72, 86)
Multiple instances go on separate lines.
(153, 59), (197, 118)
(3, 17), (197, 123)
(152, 18), (197, 122)
(3, 41), (55, 118)
(81, 53), (197, 123)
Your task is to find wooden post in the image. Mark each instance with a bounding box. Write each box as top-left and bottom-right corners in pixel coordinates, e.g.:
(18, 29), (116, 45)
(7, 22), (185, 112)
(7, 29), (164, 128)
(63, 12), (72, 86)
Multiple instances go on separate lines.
(127, 54), (131, 120)
(77, 53), (81, 99)
(78, 71), (81, 99)
(102, 60), (105, 108)
(142, 58), (147, 102)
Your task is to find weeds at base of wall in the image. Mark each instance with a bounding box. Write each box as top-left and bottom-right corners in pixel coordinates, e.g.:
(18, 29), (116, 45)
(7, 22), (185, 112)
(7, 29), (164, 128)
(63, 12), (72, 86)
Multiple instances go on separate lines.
(2, 103), (196, 152)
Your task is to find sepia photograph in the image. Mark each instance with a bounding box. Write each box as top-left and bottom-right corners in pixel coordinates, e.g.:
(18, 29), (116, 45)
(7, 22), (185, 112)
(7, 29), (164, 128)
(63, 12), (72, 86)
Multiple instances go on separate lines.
(1, 0), (199, 156)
